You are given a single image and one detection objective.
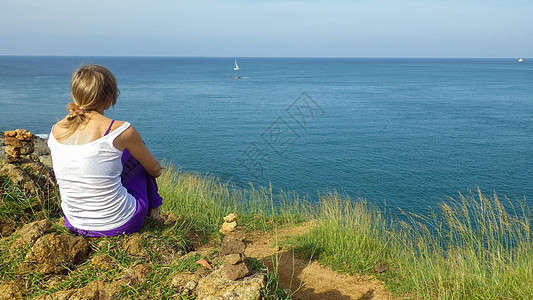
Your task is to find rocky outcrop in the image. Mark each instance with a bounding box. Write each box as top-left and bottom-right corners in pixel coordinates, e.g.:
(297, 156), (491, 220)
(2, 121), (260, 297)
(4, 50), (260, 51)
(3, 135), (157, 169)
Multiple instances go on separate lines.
(196, 268), (266, 300)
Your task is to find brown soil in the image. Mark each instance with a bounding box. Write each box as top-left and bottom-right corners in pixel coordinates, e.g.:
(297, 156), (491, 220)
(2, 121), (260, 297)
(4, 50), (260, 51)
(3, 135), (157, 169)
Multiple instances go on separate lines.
(244, 222), (396, 300)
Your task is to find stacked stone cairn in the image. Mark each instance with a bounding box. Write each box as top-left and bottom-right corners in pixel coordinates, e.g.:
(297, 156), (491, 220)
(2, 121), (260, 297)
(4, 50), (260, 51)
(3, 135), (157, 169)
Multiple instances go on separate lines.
(1, 129), (56, 194)
(4, 129), (34, 163)
(219, 213), (249, 281)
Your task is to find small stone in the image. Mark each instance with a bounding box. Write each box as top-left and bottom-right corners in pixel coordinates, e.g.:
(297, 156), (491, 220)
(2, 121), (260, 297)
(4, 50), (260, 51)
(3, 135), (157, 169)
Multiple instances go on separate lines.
(0, 219), (17, 238)
(224, 253), (242, 265)
(220, 238), (246, 255)
(4, 136), (24, 147)
(225, 228), (246, 241)
(223, 261), (250, 281)
(5, 145), (21, 158)
(123, 234), (146, 257)
(0, 281), (25, 299)
(72, 279), (108, 299)
(223, 213), (237, 223)
(4, 154), (23, 163)
(19, 143), (35, 155)
(16, 220), (52, 244)
(219, 221), (237, 234)
(133, 264), (151, 284)
(91, 255), (115, 271)
(374, 261), (389, 273)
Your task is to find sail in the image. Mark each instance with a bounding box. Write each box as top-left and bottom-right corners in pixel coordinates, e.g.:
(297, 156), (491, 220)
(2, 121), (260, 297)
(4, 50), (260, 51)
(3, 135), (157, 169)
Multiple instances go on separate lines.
(233, 59), (240, 71)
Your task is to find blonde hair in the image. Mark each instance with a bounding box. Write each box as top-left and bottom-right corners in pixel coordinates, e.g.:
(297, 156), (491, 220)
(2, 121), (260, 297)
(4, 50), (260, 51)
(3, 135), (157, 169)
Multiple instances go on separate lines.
(58, 65), (120, 140)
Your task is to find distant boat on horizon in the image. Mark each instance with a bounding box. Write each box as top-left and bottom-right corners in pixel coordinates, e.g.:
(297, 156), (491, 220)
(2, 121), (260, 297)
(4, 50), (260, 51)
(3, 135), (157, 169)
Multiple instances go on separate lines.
(233, 59), (240, 71)
(518, 58), (524, 62)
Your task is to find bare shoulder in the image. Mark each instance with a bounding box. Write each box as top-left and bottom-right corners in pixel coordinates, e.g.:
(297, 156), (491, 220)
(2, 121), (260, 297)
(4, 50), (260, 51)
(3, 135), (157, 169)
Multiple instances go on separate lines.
(51, 118), (68, 136)
(113, 123), (142, 150)
(111, 120), (127, 131)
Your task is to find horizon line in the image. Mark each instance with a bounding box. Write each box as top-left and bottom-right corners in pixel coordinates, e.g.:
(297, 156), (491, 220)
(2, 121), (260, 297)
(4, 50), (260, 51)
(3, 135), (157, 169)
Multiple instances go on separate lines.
(0, 55), (528, 60)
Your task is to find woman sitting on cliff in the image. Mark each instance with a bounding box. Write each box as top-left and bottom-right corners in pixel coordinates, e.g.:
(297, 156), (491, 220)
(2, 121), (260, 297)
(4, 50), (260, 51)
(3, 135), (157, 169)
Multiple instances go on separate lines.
(48, 64), (164, 237)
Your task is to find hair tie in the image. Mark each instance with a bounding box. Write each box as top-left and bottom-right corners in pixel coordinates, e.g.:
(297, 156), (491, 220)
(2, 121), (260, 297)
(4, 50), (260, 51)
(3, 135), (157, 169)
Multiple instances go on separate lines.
(77, 107), (83, 111)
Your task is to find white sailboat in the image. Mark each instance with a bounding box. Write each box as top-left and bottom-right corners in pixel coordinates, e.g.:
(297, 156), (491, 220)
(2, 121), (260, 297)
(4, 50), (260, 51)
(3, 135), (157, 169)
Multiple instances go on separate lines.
(233, 59), (240, 71)
(518, 58), (524, 63)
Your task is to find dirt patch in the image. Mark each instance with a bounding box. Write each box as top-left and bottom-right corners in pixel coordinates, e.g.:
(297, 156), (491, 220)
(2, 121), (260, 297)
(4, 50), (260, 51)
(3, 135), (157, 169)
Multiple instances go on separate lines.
(245, 222), (395, 300)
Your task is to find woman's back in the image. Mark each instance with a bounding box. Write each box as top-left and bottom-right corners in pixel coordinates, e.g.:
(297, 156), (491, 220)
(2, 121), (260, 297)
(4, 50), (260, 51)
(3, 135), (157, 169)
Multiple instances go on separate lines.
(48, 121), (137, 231)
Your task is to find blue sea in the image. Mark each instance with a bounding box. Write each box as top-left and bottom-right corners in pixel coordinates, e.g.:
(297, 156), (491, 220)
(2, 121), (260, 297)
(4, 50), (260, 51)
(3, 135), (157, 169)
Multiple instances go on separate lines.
(1, 56), (532, 214)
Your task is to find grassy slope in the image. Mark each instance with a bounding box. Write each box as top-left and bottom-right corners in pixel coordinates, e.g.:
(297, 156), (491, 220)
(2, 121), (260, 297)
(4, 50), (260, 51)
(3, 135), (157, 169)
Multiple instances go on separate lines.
(2, 163), (533, 299)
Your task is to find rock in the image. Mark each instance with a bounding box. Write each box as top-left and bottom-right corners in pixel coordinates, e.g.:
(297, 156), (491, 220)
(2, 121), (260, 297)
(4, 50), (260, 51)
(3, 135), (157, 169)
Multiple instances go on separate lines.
(4, 129), (33, 141)
(4, 136), (24, 147)
(196, 268), (266, 300)
(219, 221), (237, 234)
(0, 219), (17, 238)
(171, 271), (203, 296)
(374, 261), (389, 273)
(117, 264), (152, 286)
(25, 233), (90, 274)
(223, 261), (250, 281)
(133, 264), (152, 283)
(224, 253), (242, 265)
(33, 289), (76, 300)
(0, 281), (25, 300)
(223, 213), (237, 223)
(4, 154), (23, 163)
(224, 228), (246, 242)
(20, 161), (56, 187)
(69, 280), (108, 300)
(220, 238), (246, 256)
(123, 234), (146, 257)
(91, 255), (115, 271)
(5, 145), (21, 157)
(15, 219), (52, 244)
(32, 135), (51, 156)
(0, 164), (35, 192)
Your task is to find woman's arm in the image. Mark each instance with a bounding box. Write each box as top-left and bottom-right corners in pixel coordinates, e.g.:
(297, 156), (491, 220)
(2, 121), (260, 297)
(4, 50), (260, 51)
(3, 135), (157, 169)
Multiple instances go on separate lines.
(114, 125), (163, 178)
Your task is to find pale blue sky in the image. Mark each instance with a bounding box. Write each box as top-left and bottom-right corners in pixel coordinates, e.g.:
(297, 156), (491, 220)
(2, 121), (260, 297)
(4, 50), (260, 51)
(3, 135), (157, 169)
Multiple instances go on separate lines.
(1, 0), (531, 57)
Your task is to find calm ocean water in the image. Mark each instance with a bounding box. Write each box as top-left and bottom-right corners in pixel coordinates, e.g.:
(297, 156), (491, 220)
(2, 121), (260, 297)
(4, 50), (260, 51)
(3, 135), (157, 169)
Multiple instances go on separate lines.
(1, 56), (532, 214)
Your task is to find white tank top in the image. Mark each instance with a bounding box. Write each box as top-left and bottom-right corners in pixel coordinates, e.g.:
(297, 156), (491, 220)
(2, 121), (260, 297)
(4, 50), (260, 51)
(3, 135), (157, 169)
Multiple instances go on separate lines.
(48, 122), (136, 231)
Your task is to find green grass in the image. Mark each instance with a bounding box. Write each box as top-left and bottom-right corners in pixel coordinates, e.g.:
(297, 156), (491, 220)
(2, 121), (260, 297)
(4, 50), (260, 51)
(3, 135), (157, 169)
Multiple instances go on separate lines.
(2, 163), (532, 299)
(289, 189), (533, 299)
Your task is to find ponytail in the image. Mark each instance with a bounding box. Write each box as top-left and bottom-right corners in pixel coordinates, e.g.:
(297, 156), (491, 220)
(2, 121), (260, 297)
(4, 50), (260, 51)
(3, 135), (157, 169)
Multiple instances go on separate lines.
(56, 102), (88, 141)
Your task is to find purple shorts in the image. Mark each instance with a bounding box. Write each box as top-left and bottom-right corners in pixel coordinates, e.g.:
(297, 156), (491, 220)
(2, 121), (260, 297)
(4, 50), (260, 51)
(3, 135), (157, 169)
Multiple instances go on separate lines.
(64, 149), (163, 237)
